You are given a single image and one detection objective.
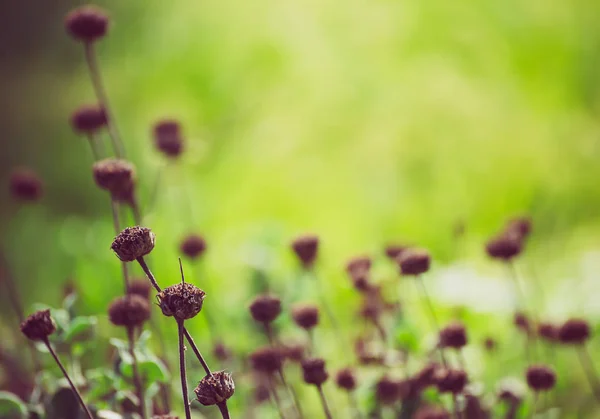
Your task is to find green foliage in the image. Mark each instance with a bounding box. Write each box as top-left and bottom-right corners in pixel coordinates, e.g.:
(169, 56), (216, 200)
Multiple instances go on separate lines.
(0, 392), (27, 419)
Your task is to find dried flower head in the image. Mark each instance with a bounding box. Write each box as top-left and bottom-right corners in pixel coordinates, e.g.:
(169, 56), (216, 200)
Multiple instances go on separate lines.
(153, 119), (184, 158)
(180, 234), (207, 260)
(249, 294), (282, 324)
(213, 342), (231, 362)
(157, 282), (206, 321)
(70, 104), (107, 133)
(376, 376), (401, 405)
(301, 357), (328, 386)
(414, 406), (450, 419)
(435, 368), (468, 394)
(526, 365), (556, 392)
(9, 168), (43, 202)
(194, 371), (235, 406)
(127, 278), (153, 300)
(291, 235), (319, 268)
(439, 322), (468, 349)
(485, 233), (522, 260)
(335, 368), (357, 391)
(346, 256), (371, 276)
(111, 226), (155, 262)
(20, 309), (56, 341)
(108, 295), (151, 328)
(385, 244), (408, 261)
(291, 304), (319, 330)
(537, 322), (559, 343)
(64, 6), (109, 42)
(398, 249), (431, 276)
(93, 158), (136, 197)
(250, 347), (282, 374)
(558, 318), (590, 345)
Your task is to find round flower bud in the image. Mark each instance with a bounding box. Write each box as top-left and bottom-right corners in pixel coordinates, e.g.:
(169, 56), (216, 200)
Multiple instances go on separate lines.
(385, 244), (408, 261)
(108, 295), (150, 328)
(558, 318), (590, 345)
(111, 226), (156, 262)
(346, 256), (371, 276)
(282, 343), (305, 363)
(526, 365), (556, 392)
(93, 158), (136, 197)
(194, 371), (235, 406)
(65, 6), (109, 42)
(376, 376), (401, 405)
(180, 234), (207, 260)
(537, 322), (559, 343)
(153, 119), (184, 158)
(439, 322), (468, 349)
(21, 309), (56, 341)
(127, 278), (152, 300)
(70, 104), (107, 133)
(9, 168), (43, 202)
(414, 406), (451, 419)
(157, 282), (206, 321)
(249, 294), (281, 324)
(335, 368), (357, 391)
(435, 368), (468, 394)
(301, 357), (328, 386)
(485, 234), (522, 260)
(291, 235), (319, 268)
(291, 303), (319, 330)
(398, 249), (431, 276)
(250, 347), (282, 374)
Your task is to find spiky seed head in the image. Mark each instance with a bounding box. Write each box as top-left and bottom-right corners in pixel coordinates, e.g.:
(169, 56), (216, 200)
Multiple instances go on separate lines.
(485, 233), (522, 260)
(301, 357), (328, 386)
(157, 282), (205, 321)
(180, 234), (207, 260)
(346, 256), (371, 276)
(108, 295), (151, 328)
(65, 6), (109, 42)
(194, 371), (235, 406)
(111, 226), (155, 262)
(249, 294), (281, 324)
(398, 249), (431, 276)
(526, 365), (556, 392)
(291, 303), (319, 330)
(558, 318), (590, 345)
(335, 368), (357, 391)
(439, 321), (468, 349)
(21, 309), (56, 341)
(153, 119), (184, 158)
(127, 278), (153, 300)
(9, 168), (43, 202)
(291, 235), (319, 268)
(70, 104), (107, 133)
(250, 346), (282, 374)
(435, 368), (468, 394)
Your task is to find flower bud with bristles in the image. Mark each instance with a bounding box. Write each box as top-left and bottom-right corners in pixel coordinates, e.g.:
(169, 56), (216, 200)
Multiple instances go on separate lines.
(194, 371), (235, 406)
(108, 295), (151, 328)
(398, 249), (431, 276)
(439, 321), (468, 349)
(111, 226), (155, 262)
(180, 234), (207, 260)
(291, 303), (319, 330)
(157, 282), (205, 321)
(291, 235), (319, 268)
(526, 365), (556, 392)
(153, 119), (184, 158)
(65, 6), (109, 42)
(335, 368), (357, 391)
(486, 233), (522, 260)
(21, 309), (56, 341)
(301, 357), (328, 386)
(558, 318), (590, 345)
(9, 168), (43, 202)
(93, 158), (136, 198)
(70, 104), (107, 133)
(249, 294), (281, 324)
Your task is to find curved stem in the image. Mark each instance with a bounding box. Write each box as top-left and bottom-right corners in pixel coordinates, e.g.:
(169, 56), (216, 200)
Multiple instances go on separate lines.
(416, 275), (448, 367)
(128, 327), (147, 419)
(177, 320), (192, 419)
(317, 385), (333, 419)
(43, 339), (93, 419)
(83, 42), (125, 158)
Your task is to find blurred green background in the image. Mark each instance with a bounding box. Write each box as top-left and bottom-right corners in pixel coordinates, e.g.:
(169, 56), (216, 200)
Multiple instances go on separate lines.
(2, 0), (600, 417)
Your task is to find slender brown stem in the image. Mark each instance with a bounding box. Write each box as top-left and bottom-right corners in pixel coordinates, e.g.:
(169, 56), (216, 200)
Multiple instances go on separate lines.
(83, 42), (125, 158)
(176, 320), (192, 419)
(577, 346), (600, 403)
(268, 376), (287, 419)
(110, 199), (130, 293)
(415, 275), (448, 366)
(316, 385), (333, 419)
(127, 327), (147, 419)
(135, 256), (213, 375)
(217, 401), (231, 419)
(43, 339), (93, 419)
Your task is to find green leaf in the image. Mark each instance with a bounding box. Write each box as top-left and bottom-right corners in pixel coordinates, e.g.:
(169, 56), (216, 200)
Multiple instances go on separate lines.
(120, 357), (169, 386)
(0, 391), (27, 419)
(63, 316), (97, 343)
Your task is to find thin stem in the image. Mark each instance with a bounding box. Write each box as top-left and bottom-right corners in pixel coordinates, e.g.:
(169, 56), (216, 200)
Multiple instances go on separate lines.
(86, 134), (101, 161)
(530, 392), (539, 418)
(416, 275), (448, 366)
(308, 329), (315, 355)
(110, 199), (129, 293)
(43, 339), (93, 419)
(83, 42), (125, 158)
(268, 376), (287, 419)
(177, 320), (192, 419)
(577, 346), (600, 403)
(507, 262), (538, 361)
(217, 401), (231, 419)
(127, 327), (147, 419)
(317, 385), (333, 419)
(135, 256), (213, 375)
(348, 392), (363, 419)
